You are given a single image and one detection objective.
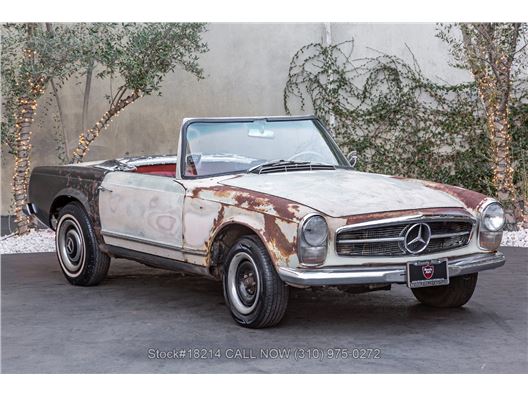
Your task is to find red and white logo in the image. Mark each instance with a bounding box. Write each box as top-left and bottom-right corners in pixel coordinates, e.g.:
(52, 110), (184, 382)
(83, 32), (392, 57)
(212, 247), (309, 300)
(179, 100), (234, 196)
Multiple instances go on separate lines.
(422, 264), (434, 280)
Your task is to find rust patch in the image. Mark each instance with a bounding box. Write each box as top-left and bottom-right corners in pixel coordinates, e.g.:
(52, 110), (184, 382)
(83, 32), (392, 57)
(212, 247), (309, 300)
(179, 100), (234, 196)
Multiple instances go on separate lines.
(212, 205), (226, 231)
(344, 207), (472, 225)
(420, 181), (487, 209)
(45, 165), (109, 243)
(262, 215), (296, 265)
(189, 185), (303, 221)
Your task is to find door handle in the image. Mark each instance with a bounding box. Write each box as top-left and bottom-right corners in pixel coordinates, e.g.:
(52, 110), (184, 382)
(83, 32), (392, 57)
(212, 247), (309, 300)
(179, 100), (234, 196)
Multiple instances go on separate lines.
(98, 186), (113, 193)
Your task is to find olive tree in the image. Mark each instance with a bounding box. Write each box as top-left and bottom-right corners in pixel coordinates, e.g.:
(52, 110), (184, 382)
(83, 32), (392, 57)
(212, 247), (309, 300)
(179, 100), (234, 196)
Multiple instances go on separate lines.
(438, 23), (528, 227)
(2, 23), (208, 234)
(70, 23), (208, 163)
(1, 23), (78, 234)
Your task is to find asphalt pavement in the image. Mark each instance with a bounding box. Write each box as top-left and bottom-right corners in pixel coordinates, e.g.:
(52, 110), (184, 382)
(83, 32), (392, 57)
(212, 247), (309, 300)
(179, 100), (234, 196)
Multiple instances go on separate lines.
(1, 247), (527, 373)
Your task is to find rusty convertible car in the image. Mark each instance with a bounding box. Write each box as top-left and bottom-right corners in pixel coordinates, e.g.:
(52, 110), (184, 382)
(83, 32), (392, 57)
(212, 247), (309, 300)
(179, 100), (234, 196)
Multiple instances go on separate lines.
(27, 116), (506, 328)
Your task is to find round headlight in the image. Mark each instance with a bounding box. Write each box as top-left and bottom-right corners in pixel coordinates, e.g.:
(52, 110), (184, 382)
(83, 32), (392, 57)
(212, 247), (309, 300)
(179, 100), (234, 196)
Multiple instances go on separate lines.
(482, 203), (505, 232)
(302, 215), (328, 246)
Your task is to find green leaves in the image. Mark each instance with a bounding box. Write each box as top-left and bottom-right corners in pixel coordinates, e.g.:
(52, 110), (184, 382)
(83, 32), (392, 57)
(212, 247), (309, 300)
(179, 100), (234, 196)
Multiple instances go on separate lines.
(86, 23), (208, 95)
(283, 39), (527, 198)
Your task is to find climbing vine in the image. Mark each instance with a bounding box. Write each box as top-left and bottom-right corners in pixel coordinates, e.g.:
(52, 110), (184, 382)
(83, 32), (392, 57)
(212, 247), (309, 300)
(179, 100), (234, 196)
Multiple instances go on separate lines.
(284, 40), (527, 218)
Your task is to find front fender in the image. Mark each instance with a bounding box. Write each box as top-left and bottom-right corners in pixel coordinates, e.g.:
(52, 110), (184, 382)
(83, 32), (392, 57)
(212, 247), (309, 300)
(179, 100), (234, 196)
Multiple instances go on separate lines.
(183, 196), (300, 269)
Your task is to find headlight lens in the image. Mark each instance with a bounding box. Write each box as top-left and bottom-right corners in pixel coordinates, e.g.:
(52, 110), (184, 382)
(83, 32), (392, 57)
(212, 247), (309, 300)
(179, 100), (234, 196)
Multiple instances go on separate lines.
(302, 215), (328, 246)
(298, 215), (328, 265)
(482, 203), (505, 232)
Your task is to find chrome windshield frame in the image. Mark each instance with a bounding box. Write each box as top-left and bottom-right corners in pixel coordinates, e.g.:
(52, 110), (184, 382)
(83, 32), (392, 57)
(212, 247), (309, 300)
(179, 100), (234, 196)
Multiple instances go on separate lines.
(178, 115), (349, 180)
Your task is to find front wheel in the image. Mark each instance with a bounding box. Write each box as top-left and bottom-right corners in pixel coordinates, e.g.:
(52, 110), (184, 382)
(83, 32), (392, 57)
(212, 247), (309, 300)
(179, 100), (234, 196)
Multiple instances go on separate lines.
(223, 236), (289, 328)
(411, 273), (478, 308)
(55, 202), (110, 286)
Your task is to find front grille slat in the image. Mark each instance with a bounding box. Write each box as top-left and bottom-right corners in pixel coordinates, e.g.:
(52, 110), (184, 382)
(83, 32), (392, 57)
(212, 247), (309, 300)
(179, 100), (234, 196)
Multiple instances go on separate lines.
(337, 236), (404, 244)
(336, 219), (473, 257)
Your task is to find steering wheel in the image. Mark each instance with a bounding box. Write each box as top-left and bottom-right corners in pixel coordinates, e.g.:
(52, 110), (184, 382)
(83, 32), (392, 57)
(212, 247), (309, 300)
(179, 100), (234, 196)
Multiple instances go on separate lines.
(287, 151), (328, 163)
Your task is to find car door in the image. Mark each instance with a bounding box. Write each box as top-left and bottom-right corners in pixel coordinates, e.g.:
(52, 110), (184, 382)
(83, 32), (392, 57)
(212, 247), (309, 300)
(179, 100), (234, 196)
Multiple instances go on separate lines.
(98, 171), (186, 261)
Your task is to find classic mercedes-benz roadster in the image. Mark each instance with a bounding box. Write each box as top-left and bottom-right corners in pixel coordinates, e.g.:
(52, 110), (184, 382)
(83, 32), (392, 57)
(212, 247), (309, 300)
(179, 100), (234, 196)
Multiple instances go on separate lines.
(27, 116), (505, 328)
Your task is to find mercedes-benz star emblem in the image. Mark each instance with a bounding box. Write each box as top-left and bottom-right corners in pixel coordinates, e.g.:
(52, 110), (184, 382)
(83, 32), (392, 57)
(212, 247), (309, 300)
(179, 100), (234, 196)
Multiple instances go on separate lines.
(403, 223), (431, 254)
(66, 238), (75, 255)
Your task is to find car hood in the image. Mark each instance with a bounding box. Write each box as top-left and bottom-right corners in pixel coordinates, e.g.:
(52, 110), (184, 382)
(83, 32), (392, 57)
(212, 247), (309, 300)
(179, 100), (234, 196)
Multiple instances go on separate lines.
(220, 169), (470, 218)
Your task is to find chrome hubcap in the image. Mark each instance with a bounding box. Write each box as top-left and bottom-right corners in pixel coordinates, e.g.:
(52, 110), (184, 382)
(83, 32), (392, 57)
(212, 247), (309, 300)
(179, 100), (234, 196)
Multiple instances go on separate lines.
(57, 215), (85, 275)
(227, 252), (260, 314)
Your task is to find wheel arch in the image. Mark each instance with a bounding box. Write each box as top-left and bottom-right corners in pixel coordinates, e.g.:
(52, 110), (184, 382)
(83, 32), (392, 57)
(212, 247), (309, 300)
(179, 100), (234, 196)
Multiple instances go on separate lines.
(208, 221), (270, 279)
(49, 188), (90, 229)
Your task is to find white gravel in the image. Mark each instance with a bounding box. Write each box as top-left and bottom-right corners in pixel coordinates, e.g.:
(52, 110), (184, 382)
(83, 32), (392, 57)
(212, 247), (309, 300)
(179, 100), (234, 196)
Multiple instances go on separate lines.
(1, 227), (527, 255)
(0, 229), (56, 254)
(501, 228), (528, 248)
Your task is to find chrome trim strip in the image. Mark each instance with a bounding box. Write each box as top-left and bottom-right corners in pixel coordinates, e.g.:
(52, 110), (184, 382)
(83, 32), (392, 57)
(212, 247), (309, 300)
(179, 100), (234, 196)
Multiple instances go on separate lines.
(430, 231), (471, 239)
(335, 214), (476, 234)
(278, 252), (505, 287)
(336, 236), (404, 244)
(335, 214), (476, 257)
(101, 230), (207, 257)
(106, 245), (211, 277)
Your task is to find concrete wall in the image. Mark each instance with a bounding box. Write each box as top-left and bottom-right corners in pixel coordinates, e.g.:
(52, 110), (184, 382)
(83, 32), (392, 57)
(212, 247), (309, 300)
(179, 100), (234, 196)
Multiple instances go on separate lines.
(1, 23), (471, 214)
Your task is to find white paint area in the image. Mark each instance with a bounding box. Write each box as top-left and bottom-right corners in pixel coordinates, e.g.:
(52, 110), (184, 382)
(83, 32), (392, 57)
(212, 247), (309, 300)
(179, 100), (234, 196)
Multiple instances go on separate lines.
(221, 169), (464, 217)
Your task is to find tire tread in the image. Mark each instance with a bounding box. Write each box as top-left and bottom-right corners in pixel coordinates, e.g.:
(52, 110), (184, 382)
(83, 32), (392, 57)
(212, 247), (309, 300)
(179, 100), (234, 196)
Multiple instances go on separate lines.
(57, 202), (110, 286)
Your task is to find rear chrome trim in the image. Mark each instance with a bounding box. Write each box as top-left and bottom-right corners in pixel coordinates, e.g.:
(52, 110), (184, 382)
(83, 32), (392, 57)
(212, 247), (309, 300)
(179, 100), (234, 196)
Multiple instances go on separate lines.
(277, 252), (505, 287)
(23, 203), (49, 228)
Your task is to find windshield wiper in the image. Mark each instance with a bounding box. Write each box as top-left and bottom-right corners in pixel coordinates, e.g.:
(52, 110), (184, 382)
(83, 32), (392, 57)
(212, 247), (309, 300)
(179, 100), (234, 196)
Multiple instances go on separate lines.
(247, 159), (312, 174)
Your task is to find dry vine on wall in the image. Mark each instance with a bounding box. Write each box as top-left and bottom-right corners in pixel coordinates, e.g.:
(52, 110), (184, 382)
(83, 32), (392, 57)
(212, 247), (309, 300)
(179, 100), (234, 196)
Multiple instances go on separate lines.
(284, 40), (527, 228)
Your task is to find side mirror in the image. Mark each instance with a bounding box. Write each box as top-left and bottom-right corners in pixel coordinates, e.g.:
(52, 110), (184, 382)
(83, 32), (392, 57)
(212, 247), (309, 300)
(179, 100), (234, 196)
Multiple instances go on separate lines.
(347, 150), (358, 168)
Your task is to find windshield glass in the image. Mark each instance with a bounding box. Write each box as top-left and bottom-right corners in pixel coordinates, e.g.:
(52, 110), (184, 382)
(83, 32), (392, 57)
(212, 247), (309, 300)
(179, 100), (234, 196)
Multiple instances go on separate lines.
(183, 119), (345, 177)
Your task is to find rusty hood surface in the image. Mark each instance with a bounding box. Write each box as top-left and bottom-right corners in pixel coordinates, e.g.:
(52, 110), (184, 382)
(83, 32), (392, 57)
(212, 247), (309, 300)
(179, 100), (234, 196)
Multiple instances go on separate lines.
(220, 169), (477, 218)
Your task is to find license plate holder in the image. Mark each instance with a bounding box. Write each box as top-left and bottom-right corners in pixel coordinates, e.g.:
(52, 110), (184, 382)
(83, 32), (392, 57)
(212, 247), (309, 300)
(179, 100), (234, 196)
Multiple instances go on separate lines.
(407, 259), (449, 288)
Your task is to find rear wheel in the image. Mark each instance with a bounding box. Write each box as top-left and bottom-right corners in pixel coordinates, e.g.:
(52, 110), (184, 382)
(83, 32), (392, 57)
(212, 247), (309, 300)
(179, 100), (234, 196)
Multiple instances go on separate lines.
(411, 273), (478, 308)
(55, 202), (110, 286)
(223, 236), (289, 328)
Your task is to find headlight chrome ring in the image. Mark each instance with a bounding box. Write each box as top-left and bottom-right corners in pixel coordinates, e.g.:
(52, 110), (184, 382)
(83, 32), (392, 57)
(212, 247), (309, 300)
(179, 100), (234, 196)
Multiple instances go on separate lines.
(481, 202), (505, 232)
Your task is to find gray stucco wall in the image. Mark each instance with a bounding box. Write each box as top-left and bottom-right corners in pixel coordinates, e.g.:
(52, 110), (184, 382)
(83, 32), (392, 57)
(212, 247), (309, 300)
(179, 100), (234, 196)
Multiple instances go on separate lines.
(1, 23), (471, 214)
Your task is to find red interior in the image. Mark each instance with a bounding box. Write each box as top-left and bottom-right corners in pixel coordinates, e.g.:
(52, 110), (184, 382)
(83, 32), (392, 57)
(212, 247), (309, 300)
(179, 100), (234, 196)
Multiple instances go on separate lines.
(134, 164), (176, 177)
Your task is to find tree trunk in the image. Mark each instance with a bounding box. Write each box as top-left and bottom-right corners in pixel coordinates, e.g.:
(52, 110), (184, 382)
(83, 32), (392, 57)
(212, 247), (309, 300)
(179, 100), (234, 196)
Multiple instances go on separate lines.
(12, 96), (37, 235)
(49, 78), (69, 162)
(70, 90), (141, 163)
(82, 62), (94, 132)
(460, 24), (521, 229)
(479, 82), (519, 228)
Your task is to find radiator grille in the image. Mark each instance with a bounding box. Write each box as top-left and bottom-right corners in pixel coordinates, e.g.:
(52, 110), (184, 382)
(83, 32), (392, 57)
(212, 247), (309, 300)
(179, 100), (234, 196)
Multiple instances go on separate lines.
(336, 219), (474, 257)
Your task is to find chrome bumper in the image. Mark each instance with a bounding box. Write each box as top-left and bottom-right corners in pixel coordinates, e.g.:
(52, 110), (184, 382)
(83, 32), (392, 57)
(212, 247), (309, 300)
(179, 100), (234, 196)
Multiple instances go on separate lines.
(277, 252), (505, 287)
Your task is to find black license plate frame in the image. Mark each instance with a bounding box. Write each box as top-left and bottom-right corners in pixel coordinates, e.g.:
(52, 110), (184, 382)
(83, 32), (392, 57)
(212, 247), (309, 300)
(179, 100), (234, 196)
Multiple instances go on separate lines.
(407, 259), (449, 289)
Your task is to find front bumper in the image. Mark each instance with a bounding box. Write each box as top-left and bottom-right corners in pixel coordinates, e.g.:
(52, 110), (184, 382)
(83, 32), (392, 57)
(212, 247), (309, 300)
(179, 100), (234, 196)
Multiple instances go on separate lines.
(277, 252), (505, 287)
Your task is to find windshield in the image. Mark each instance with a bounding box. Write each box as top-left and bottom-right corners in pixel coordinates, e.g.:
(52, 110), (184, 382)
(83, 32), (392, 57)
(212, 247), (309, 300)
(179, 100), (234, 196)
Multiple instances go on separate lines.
(182, 119), (345, 177)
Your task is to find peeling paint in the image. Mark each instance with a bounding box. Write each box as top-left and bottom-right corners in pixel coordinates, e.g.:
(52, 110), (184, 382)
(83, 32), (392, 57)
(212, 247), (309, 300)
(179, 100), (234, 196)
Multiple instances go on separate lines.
(343, 207), (473, 226)
(28, 165), (108, 242)
(263, 217), (298, 266)
(390, 175), (487, 211)
(189, 184), (306, 222)
(99, 171), (185, 252)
